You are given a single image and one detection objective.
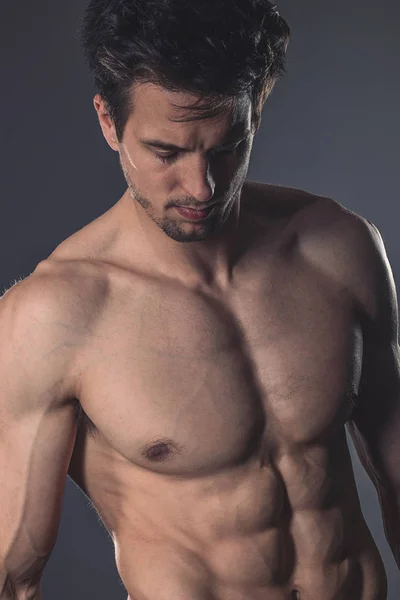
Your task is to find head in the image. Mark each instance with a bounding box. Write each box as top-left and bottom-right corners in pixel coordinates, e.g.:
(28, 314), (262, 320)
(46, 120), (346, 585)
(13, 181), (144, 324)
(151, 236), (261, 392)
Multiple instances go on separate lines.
(79, 0), (290, 243)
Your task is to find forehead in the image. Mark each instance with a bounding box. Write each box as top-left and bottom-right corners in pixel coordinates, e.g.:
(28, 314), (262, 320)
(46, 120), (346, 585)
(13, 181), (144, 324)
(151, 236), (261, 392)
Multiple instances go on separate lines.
(130, 83), (252, 134)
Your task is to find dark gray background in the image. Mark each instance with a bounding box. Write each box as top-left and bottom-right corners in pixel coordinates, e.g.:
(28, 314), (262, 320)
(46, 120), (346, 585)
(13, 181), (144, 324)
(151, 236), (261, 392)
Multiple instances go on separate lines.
(1, 0), (399, 598)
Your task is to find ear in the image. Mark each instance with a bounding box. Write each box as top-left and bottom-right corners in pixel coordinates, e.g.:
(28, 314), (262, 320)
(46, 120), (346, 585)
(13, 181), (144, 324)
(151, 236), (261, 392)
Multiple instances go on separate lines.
(93, 94), (119, 151)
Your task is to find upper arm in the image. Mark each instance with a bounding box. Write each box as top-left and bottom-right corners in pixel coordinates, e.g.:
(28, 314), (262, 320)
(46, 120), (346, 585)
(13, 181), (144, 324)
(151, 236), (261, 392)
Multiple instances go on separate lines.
(344, 216), (400, 496)
(0, 270), (82, 587)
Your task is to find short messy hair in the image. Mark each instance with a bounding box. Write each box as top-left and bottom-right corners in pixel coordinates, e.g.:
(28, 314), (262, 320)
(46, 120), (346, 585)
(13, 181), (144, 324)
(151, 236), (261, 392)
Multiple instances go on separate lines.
(79, 0), (290, 141)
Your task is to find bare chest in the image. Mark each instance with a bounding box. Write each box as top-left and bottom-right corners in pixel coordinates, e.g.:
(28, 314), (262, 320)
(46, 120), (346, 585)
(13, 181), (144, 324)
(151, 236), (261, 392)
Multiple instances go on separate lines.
(75, 246), (363, 478)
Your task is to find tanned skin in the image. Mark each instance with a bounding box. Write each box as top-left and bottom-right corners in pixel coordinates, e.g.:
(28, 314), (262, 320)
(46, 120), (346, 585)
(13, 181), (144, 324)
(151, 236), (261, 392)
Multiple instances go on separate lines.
(1, 83), (399, 599)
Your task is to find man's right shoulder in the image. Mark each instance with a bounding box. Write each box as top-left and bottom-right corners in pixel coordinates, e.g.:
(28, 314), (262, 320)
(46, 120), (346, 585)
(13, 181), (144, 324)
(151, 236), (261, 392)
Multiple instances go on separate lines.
(0, 259), (111, 403)
(0, 258), (109, 351)
(3, 257), (108, 303)
(0, 260), (107, 407)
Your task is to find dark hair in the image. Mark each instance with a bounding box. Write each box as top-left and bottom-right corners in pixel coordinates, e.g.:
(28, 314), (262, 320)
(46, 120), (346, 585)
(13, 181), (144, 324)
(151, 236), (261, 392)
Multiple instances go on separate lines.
(79, 0), (290, 142)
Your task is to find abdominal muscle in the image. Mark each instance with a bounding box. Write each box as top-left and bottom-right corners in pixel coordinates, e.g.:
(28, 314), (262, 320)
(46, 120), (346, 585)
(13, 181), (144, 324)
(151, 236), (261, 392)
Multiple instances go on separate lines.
(116, 506), (385, 600)
(105, 445), (387, 600)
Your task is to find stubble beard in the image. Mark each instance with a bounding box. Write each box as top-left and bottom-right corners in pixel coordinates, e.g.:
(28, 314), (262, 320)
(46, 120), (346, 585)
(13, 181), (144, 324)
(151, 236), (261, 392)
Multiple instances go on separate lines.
(119, 153), (238, 244)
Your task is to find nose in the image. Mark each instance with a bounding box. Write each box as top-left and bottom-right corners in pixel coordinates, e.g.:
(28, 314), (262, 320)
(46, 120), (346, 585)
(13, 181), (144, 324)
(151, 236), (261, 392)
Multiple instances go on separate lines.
(180, 154), (215, 204)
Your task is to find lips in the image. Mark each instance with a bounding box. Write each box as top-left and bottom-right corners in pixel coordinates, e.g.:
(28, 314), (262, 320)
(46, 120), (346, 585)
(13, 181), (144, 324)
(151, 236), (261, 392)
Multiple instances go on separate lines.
(175, 205), (215, 221)
(179, 203), (216, 211)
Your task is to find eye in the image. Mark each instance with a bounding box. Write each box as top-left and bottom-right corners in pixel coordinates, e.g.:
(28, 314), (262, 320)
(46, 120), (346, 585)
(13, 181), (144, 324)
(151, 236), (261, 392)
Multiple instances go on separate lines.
(156, 152), (180, 164)
(212, 144), (240, 157)
(155, 142), (243, 165)
(214, 140), (249, 158)
(223, 144), (240, 153)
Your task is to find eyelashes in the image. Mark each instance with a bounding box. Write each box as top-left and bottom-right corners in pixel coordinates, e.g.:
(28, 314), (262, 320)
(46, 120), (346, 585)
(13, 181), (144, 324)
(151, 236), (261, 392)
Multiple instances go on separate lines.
(155, 139), (247, 165)
(157, 153), (180, 164)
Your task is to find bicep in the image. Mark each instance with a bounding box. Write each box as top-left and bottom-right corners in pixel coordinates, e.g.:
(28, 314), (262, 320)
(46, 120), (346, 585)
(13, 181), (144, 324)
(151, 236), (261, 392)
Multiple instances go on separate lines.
(0, 278), (79, 585)
(347, 338), (400, 494)
(347, 217), (400, 494)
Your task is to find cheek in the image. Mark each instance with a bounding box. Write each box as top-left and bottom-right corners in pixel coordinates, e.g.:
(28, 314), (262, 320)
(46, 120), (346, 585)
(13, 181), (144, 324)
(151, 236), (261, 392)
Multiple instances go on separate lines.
(122, 142), (161, 174)
(222, 147), (252, 179)
(235, 147), (252, 177)
(120, 144), (140, 174)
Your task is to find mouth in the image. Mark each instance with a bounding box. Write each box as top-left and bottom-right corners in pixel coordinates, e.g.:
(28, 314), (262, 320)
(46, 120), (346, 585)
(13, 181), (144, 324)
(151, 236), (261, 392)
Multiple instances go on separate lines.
(174, 204), (216, 221)
(177, 202), (216, 210)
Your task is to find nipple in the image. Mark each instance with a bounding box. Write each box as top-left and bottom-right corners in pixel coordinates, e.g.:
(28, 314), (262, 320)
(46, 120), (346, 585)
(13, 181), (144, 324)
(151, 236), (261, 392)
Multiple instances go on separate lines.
(141, 438), (182, 462)
(145, 442), (174, 461)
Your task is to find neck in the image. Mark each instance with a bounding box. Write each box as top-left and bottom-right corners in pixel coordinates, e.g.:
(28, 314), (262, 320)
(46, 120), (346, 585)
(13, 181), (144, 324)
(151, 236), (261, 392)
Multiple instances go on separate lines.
(116, 187), (247, 292)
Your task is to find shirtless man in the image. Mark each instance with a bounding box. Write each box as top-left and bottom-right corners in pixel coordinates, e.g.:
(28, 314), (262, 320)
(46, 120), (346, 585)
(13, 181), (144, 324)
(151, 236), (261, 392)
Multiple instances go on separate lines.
(1, 1), (400, 599)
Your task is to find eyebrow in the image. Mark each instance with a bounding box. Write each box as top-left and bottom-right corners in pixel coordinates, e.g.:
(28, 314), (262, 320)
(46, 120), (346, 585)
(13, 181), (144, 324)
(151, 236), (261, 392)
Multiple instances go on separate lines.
(139, 124), (250, 153)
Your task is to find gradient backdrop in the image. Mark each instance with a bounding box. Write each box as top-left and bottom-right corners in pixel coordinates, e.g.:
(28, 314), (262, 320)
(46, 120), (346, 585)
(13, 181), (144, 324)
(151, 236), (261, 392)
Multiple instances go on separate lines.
(0, 1), (399, 598)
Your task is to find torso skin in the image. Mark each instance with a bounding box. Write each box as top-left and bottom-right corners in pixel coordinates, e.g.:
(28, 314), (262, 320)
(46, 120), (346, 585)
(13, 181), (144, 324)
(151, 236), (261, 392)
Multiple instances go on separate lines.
(48, 181), (387, 599)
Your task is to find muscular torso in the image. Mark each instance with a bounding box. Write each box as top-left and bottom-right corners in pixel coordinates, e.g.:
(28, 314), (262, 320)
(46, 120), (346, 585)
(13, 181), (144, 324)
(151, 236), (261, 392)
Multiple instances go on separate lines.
(49, 182), (387, 599)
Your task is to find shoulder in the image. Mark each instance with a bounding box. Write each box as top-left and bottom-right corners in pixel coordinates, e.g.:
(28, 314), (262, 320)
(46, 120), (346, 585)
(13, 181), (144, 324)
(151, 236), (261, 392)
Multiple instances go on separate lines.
(244, 180), (321, 221)
(0, 259), (110, 396)
(249, 180), (391, 322)
(1, 259), (110, 326)
(297, 194), (392, 321)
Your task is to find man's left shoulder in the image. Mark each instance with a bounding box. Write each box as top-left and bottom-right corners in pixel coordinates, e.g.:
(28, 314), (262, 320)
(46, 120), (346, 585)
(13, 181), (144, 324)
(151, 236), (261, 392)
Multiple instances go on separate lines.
(299, 195), (389, 318)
